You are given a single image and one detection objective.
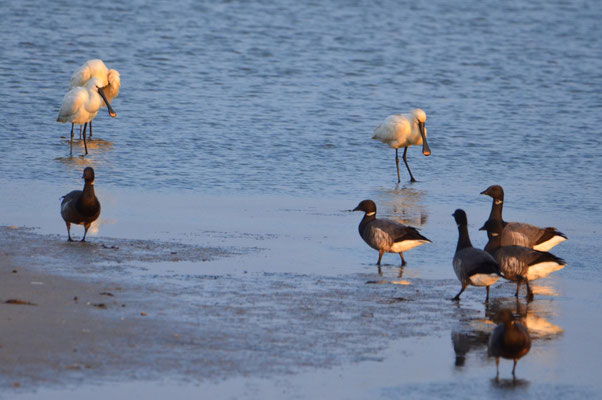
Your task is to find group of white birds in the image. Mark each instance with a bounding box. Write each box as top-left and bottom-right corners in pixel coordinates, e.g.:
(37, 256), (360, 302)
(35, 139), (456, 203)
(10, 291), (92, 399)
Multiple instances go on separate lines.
(57, 59), (121, 155)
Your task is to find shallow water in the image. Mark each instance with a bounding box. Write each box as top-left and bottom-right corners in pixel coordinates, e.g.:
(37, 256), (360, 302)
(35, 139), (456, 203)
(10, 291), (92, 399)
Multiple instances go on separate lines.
(1, 0), (601, 398)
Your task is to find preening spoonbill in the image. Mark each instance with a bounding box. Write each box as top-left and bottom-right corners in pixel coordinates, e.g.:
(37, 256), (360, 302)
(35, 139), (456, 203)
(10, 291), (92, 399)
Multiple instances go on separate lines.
(488, 309), (531, 380)
(352, 199), (430, 271)
(373, 108), (431, 183)
(483, 218), (566, 301)
(451, 209), (501, 302)
(61, 167), (101, 242)
(57, 77), (116, 155)
(479, 185), (567, 251)
(69, 59), (120, 138)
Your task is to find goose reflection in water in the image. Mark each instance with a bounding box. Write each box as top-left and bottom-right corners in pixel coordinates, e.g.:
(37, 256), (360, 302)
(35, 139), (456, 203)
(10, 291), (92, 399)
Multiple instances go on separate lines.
(451, 296), (563, 369)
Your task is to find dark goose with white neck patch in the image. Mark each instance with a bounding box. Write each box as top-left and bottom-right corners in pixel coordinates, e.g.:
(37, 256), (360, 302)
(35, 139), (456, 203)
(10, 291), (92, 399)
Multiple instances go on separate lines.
(483, 219), (567, 300)
(60, 167), (101, 242)
(488, 309), (531, 380)
(452, 209), (501, 302)
(480, 185), (567, 251)
(352, 199), (430, 267)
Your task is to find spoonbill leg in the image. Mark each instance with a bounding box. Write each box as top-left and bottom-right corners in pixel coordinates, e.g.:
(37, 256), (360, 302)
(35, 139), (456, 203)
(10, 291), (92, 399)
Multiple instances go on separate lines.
(395, 148), (401, 183)
(70, 124), (74, 156)
(403, 147), (417, 182)
(82, 123), (89, 155)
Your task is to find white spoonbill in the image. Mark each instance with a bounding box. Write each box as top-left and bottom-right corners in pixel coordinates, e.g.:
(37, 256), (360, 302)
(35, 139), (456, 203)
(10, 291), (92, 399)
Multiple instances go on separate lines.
(69, 59), (120, 138)
(373, 108), (431, 183)
(57, 77), (117, 155)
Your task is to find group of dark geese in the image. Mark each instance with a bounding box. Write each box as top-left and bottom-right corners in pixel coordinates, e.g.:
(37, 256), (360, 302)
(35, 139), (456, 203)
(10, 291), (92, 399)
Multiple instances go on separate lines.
(56, 73), (564, 380)
(352, 184), (567, 379)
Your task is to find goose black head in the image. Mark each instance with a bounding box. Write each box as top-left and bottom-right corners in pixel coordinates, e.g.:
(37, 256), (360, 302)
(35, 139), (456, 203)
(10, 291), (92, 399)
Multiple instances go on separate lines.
(353, 199), (377, 215)
(480, 218), (504, 234)
(480, 185), (504, 201)
(82, 167), (95, 183)
(452, 209), (468, 226)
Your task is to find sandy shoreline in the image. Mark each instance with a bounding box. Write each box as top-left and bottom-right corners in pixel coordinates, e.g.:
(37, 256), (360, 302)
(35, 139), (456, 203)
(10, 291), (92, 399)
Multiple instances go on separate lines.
(0, 226), (236, 391)
(0, 224), (478, 397)
(0, 183), (599, 399)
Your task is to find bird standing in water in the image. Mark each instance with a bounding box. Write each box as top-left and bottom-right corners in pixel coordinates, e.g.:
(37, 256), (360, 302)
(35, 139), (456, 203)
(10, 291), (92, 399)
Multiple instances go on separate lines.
(60, 167), (101, 242)
(451, 209), (501, 302)
(479, 185), (567, 251)
(57, 77), (117, 155)
(483, 218), (567, 301)
(69, 59), (121, 139)
(353, 199), (430, 270)
(372, 109), (431, 183)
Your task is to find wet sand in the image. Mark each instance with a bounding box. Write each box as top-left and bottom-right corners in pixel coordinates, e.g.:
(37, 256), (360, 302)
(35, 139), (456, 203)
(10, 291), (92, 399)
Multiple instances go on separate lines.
(0, 181), (600, 399)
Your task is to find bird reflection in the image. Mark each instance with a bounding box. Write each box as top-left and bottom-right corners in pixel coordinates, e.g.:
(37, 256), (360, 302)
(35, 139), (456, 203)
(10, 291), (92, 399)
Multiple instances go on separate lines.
(375, 185), (428, 227)
(451, 296), (563, 369)
(490, 376), (530, 389)
(57, 137), (114, 161)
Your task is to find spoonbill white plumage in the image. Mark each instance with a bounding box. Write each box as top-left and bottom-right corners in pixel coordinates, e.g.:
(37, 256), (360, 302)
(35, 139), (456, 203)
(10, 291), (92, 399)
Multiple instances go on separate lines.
(372, 108), (431, 183)
(57, 77), (116, 155)
(69, 59), (120, 138)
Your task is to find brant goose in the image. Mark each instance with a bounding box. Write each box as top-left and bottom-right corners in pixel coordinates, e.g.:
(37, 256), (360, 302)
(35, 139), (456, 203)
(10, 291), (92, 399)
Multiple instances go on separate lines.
(61, 167), (101, 242)
(372, 109), (431, 183)
(353, 199), (430, 267)
(483, 219), (566, 300)
(69, 59), (120, 138)
(452, 209), (501, 302)
(480, 185), (567, 251)
(488, 309), (531, 380)
(58, 77), (117, 155)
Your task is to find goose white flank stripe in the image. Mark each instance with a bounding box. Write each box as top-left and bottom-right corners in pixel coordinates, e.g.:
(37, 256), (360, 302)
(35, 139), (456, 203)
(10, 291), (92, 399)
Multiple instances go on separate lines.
(480, 185), (567, 251)
(372, 108), (431, 183)
(451, 209), (501, 302)
(352, 199), (430, 269)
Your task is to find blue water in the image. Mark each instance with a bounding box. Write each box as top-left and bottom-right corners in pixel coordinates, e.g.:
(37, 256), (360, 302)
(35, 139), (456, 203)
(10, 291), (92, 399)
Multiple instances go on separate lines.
(1, 1), (602, 397)
(1, 0), (600, 205)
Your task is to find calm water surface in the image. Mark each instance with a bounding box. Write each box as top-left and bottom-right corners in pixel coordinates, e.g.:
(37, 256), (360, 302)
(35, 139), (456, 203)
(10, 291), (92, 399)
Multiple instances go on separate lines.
(1, 0), (601, 398)
(1, 0), (600, 202)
